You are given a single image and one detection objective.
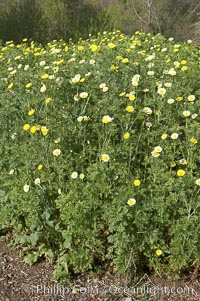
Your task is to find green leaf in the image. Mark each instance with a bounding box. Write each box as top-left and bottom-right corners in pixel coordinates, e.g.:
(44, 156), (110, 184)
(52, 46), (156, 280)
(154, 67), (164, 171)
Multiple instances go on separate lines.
(29, 232), (39, 246)
(24, 252), (39, 266)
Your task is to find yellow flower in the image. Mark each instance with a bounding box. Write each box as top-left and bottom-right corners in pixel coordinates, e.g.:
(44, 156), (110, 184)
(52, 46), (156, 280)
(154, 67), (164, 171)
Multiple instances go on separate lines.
(10, 69), (17, 75)
(164, 82), (172, 88)
(108, 42), (116, 49)
(119, 92), (126, 97)
(23, 124), (30, 131)
(53, 149), (61, 156)
(28, 109), (35, 116)
(30, 126), (37, 134)
(83, 116), (90, 121)
(26, 82), (32, 89)
(190, 137), (198, 144)
(89, 44), (98, 52)
(101, 154), (110, 162)
(154, 146), (162, 153)
(38, 164), (43, 170)
(79, 173), (85, 180)
(78, 45), (84, 51)
(72, 74), (80, 83)
(179, 159), (187, 165)
(127, 198), (136, 206)
(170, 162), (176, 167)
(39, 60), (46, 66)
(71, 171), (78, 179)
(102, 115), (113, 124)
(176, 96), (183, 102)
(34, 178), (41, 185)
(181, 60), (187, 64)
(41, 126), (48, 136)
(74, 94), (79, 101)
(45, 97), (53, 104)
(133, 180), (141, 186)
(122, 58), (129, 63)
(157, 87), (166, 96)
(195, 179), (200, 186)
(188, 95), (195, 102)
(147, 71), (154, 76)
(102, 86), (108, 92)
(126, 106), (134, 113)
(77, 116), (83, 122)
(40, 84), (46, 93)
(167, 98), (175, 104)
(129, 94), (135, 101)
(174, 61), (180, 68)
(151, 151), (160, 158)
(99, 83), (106, 89)
(146, 122), (152, 128)
(116, 55), (123, 60)
(161, 133), (168, 140)
(123, 132), (130, 139)
(168, 68), (176, 75)
(79, 92), (88, 99)
(181, 66), (188, 71)
(143, 107), (152, 115)
(183, 110), (190, 117)
(110, 64), (118, 71)
(177, 169), (186, 177)
(54, 137), (60, 144)
(23, 184), (30, 192)
(41, 74), (49, 79)
(171, 133), (178, 140)
(8, 83), (14, 89)
(156, 249), (163, 256)
(191, 114), (197, 119)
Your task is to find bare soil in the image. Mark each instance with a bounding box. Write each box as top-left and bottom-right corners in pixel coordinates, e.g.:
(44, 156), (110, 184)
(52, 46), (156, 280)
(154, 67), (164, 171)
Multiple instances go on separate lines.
(0, 237), (199, 301)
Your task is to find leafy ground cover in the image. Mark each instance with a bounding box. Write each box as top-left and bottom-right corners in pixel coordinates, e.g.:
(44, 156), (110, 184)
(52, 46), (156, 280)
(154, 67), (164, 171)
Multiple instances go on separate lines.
(1, 238), (200, 301)
(0, 31), (199, 283)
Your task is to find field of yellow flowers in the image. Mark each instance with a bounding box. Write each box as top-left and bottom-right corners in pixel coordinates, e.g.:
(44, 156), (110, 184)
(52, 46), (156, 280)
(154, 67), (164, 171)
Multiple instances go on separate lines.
(0, 31), (199, 281)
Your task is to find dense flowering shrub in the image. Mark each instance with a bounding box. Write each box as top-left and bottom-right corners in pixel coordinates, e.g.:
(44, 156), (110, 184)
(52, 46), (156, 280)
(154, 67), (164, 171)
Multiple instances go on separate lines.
(0, 31), (199, 281)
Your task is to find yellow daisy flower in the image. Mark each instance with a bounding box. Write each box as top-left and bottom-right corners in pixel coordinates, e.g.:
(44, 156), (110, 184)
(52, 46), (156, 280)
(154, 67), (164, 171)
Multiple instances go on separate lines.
(133, 180), (141, 186)
(28, 109), (35, 116)
(23, 184), (30, 192)
(126, 106), (134, 113)
(23, 124), (30, 131)
(177, 169), (185, 177)
(156, 249), (163, 256)
(101, 154), (110, 162)
(53, 149), (61, 156)
(102, 115), (113, 124)
(127, 198), (136, 206)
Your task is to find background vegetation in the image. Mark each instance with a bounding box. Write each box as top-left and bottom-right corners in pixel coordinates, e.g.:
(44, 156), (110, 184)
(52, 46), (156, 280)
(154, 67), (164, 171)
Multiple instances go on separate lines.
(0, 0), (199, 44)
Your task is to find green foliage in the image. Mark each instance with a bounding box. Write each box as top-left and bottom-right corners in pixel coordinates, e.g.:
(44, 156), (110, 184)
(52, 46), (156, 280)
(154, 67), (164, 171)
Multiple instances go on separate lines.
(0, 31), (200, 282)
(0, 0), (42, 42)
(102, 0), (200, 42)
(0, 0), (114, 44)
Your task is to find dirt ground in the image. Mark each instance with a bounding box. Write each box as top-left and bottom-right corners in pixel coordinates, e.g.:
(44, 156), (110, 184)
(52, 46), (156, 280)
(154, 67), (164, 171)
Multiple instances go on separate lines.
(0, 237), (200, 301)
